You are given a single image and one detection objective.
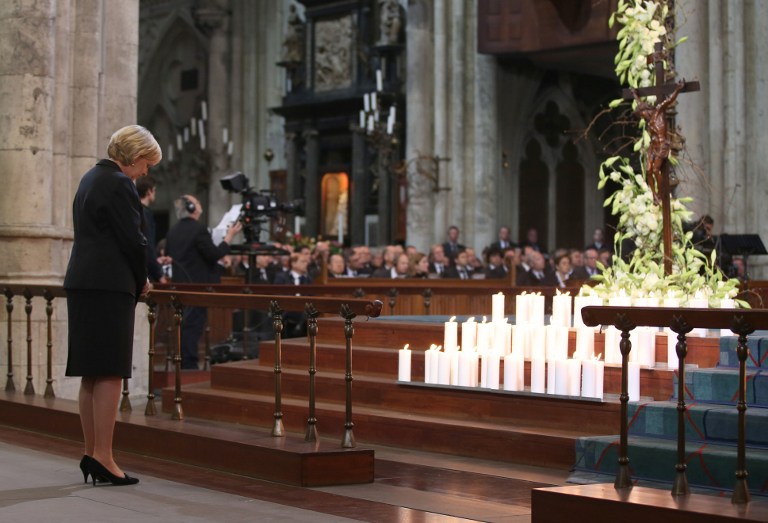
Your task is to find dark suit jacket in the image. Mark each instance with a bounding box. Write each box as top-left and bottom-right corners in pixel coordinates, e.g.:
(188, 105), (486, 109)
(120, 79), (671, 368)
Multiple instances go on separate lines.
(488, 241), (517, 253)
(273, 271), (312, 285)
(141, 205), (164, 282)
(517, 268), (557, 286)
(64, 159), (147, 298)
(166, 218), (231, 283)
(443, 265), (473, 280)
(442, 241), (465, 260)
(484, 264), (508, 279)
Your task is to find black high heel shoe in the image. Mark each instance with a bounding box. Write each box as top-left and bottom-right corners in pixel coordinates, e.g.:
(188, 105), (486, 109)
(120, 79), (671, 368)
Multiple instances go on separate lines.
(79, 455), (90, 483)
(87, 458), (139, 486)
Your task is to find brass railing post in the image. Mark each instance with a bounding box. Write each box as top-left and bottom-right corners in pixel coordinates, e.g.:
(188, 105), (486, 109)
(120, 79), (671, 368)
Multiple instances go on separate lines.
(119, 378), (132, 412)
(731, 315), (754, 504)
(23, 289), (34, 395)
(145, 299), (157, 416)
(422, 288), (433, 315)
(305, 303), (320, 442)
(43, 290), (55, 398)
(171, 296), (184, 420)
(270, 300), (285, 437)
(165, 304), (173, 373)
(4, 288), (15, 392)
(614, 314), (634, 489)
(670, 315), (692, 497)
(340, 303), (356, 448)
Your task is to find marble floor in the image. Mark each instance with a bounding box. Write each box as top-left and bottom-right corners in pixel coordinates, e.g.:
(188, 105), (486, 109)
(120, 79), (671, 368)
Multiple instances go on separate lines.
(0, 424), (569, 523)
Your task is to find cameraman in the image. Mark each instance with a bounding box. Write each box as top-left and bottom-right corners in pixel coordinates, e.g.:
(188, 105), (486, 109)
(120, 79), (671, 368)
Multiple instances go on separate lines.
(166, 194), (242, 369)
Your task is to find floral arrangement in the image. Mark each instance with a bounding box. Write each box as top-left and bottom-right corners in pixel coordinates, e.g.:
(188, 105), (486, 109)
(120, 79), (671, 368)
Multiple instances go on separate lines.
(587, 0), (745, 307)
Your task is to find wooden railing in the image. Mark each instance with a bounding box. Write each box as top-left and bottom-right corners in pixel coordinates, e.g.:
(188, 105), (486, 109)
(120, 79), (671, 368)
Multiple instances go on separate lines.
(581, 306), (768, 505)
(1, 284), (382, 448)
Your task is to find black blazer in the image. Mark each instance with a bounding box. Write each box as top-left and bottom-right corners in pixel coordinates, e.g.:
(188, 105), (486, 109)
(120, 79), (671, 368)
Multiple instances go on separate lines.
(64, 159), (147, 298)
(166, 218), (231, 283)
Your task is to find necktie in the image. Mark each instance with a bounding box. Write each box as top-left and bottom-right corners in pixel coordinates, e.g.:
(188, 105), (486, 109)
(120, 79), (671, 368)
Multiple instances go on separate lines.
(260, 268), (268, 282)
(294, 276), (300, 285)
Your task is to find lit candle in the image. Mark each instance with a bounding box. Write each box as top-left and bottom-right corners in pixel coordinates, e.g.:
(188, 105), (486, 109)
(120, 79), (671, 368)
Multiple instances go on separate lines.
(545, 325), (568, 361)
(555, 359), (569, 395)
(573, 294), (591, 329)
(486, 351), (500, 389)
(398, 344), (411, 382)
(492, 292), (505, 323)
(476, 317), (490, 351)
(608, 289), (632, 307)
(530, 293), (545, 326)
(595, 358), (605, 400)
(493, 319), (508, 354)
(444, 316), (458, 353)
(363, 94), (370, 112)
(551, 290), (572, 328)
(461, 317), (477, 352)
(530, 325), (546, 362)
(424, 345), (434, 383)
(386, 117), (393, 135)
(628, 361), (641, 401)
(581, 357), (597, 398)
(546, 359), (557, 394)
(437, 348), (451, 385)
(376, 69), (383, 91)
(515, 292), (529, 325)
(603, 326), (621, 365)
(458, 350), (474, 386)
(575, 327), (595, 360)
(667, 331), (678, 369)
(430, 345), (440, 384)
(359, 110), (366, 129)
(637, 327), (655, 368)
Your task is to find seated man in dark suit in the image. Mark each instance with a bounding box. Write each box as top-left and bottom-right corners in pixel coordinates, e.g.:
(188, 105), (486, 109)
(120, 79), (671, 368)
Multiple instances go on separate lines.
(443, 250), (474, 280)
(273, 252), (313, 336)
(517, 250), (557, 286)
(166, 194), (242, 369)
(484, 248), (508, 279)
(488, 226), (517, 253)
(441, 225), (466, 262)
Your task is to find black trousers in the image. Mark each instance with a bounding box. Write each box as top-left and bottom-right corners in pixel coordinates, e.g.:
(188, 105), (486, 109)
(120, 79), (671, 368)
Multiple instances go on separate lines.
(181, 306), (207, 369)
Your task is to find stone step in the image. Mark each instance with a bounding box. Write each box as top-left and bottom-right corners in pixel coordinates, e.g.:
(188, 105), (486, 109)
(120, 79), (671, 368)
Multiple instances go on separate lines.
(626, 401), (768, 447)
(574, 434), (768, 494)
(719, 336), (768, 369)
(672, 367), (768, 406)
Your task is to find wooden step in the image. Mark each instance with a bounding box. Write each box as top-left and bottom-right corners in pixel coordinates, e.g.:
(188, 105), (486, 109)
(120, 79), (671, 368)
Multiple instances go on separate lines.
(162, 383), (582, 468)
(206, 360), (621, 431)
(0, 391), (372, 487)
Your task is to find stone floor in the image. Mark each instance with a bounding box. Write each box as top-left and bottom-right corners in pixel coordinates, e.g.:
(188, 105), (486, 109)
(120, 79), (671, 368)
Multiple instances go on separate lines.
(0, 424), (569, 522)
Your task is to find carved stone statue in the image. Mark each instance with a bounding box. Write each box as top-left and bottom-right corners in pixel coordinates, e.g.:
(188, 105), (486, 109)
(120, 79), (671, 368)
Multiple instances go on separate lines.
(378, 0), (401, 45)
(281, 4), (305, 63)
(631, 80), (685, 202)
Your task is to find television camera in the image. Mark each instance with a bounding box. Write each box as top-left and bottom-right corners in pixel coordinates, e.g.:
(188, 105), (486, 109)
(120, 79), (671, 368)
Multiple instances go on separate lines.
(220, 172), (303, 244)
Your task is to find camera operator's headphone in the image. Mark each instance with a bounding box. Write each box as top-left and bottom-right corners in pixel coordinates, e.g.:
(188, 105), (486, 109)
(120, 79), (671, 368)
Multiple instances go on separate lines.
(181, 196), (196, 214)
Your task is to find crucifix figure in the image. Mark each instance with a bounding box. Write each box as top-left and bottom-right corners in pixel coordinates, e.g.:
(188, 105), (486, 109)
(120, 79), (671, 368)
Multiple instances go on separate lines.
(622, 42), (700, 275)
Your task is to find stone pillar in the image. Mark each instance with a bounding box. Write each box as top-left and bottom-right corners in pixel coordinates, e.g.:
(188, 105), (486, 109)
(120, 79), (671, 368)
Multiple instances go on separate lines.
(676, 0), (768, 277)
(405, 0), (436, 252)
(303, 129), (320, 237)
(351, 128), (367, 245)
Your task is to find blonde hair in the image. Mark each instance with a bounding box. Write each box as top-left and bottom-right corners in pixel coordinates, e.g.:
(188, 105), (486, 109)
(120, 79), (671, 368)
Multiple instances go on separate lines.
(107, 125), (162, 165)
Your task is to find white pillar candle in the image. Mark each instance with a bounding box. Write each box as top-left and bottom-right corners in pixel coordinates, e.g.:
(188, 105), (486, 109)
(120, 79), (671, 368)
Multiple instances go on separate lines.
(515, 293), (530, 325)
(530, 325), (546, 361)
(555, 359), (569, 395)
(581, 358), (596, 398)
(628, 329), (639, 363)
(551, 292), (572, 328)
(480, 348), (488, 388)
(493, 319), (508, 354)
(458, 350), (473, 386)
(437, 349), (451, 385)
(492, 292), (505, 323)
(637, 327), (655, 367)
(504, 323), (513, 355)
(628, 361), (641, 401)
(450, 350), (460, 385)
(503, 352), (518, 391)
(371, 92), (378, 111)
(462, 317), (477, 352)
(567, 359), (582, 396)
(486, 352), (501, 390)
(176, 133), (183, 151)
(546, 359), (557, 394)
(430, 346), (440, 384)
(545, 325), (559, 361)
(376, 69), (383, 91)
(359, 110), (366, 129)
(471, 351), (479, 387)
(476, 318), (490, 352)
(530, 294), (545, 326)
(444, 316), (458, 353)
(608, 291), (632, 307)
(603, 326), (620, 365)
(424, 346), (434, 383)
(363, 93), (370, 112)
(573, 295), (591, 329)
(575, 327), (595, 360)
(398, 344), (411, 381)
(531, 357), (546, 393)
(595, 360), (605, 400)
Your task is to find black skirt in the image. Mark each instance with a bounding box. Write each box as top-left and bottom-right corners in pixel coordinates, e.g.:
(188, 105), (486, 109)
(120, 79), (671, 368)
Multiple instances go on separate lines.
(65, 289), (136, 378)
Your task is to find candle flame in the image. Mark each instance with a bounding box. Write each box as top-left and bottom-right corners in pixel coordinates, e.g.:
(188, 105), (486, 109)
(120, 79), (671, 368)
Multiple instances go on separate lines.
(449, 316), (456, 322)
(467, 316), (475, 322)
(497, 291), (504, 296)
(481, 316), (487, 323)
(403, 344), (409, 350)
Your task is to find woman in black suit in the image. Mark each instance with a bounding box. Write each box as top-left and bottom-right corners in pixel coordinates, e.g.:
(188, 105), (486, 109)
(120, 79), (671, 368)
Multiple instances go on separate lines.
(64, 125), (161, 485)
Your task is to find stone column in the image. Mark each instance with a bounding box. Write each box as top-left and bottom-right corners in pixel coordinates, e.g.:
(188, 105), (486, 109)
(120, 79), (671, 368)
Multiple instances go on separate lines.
(676, 0), (768, 277)
(405, 0), (436, 252)
(303, 129), (320, 237)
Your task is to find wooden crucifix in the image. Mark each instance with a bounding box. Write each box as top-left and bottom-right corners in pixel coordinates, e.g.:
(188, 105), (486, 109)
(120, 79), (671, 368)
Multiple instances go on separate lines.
(622, 42), (700, 275)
